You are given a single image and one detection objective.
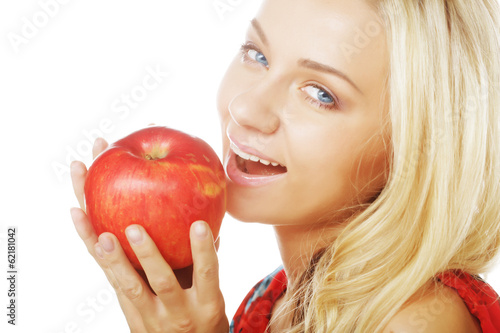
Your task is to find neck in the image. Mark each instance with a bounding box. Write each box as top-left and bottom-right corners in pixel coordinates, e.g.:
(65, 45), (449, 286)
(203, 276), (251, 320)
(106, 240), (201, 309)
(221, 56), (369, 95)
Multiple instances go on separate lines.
(272, 221), (343, 290)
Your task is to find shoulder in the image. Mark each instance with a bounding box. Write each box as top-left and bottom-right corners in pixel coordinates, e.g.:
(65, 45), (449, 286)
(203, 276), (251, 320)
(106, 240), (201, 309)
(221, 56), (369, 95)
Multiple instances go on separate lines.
(234, 266), (286, 316)
(247, 266), (286, 301)
(230, 267), (287, 333)
(383, 280), (482, 333)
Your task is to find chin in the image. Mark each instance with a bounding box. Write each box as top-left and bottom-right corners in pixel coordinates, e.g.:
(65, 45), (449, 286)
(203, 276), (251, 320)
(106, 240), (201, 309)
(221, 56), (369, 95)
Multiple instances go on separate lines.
(225, 190), (308, 226)
(225, 191), (264, 223)
(224, 189), (281, 224)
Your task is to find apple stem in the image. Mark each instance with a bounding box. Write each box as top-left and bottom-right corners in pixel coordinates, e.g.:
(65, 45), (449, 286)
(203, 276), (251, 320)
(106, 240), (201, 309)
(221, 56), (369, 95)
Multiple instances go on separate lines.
(144, 149), (169, 160)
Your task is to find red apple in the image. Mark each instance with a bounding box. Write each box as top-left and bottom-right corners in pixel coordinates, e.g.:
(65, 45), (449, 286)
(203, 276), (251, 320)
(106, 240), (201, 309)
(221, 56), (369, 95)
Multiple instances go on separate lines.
(84, 126), (226, 270)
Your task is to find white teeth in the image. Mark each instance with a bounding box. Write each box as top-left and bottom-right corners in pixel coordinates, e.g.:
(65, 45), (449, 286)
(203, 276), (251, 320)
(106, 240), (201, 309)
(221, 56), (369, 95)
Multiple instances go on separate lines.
(237, 150), (251, 160)
(230, 142), (285, 168)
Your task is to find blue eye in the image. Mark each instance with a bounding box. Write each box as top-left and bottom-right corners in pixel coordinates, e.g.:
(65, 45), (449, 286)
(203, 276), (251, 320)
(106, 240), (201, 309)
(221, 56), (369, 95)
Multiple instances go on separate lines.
(240, 43), (269, 67)
(247, 49), (268, 66)
(302, 84), (338, 111)
(239, 42), (340, 111)
(303, 85), (334, 103)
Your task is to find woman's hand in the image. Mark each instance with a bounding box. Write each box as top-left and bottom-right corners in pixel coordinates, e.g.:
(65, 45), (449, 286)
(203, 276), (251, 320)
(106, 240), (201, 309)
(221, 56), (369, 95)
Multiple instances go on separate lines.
(69, 138), (229, 333)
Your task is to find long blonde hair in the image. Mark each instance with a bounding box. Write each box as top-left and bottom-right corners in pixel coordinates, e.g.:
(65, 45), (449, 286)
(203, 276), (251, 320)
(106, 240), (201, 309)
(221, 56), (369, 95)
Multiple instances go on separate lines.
(273, 0), (500, 331)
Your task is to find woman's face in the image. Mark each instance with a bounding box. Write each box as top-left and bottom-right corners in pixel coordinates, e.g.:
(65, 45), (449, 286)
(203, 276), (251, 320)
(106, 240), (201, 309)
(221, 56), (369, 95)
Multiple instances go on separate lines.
(217, 0), (390, 226)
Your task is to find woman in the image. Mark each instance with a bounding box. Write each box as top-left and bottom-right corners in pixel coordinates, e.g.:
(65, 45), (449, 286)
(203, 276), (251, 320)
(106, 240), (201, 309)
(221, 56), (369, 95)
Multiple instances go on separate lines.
(70, 0), (500, 331)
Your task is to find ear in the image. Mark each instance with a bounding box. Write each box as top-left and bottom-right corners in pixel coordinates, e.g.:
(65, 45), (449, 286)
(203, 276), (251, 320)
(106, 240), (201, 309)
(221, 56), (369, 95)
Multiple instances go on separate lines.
(382, 282), (481, 333)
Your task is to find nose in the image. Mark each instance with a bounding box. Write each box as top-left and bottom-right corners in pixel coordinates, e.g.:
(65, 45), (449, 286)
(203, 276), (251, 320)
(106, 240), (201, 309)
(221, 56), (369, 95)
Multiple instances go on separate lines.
(228, 76), (282, 134)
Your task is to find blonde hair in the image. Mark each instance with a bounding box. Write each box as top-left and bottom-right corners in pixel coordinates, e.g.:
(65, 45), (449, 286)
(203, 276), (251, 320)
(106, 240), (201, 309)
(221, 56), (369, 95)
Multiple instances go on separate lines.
(272, 0), (500, 332)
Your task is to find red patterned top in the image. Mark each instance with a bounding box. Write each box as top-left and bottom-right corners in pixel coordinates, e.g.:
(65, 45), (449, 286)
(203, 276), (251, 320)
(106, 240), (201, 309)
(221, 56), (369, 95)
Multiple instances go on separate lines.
(436, 270), (500, 332)
(230, 266), (500, 333)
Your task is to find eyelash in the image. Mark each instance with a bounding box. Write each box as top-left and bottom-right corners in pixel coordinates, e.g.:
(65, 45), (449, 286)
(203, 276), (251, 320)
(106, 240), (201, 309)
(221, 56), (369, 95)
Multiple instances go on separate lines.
(302, 84), (339, 111)
(238, 42), (340, 111)
(239, 42), (266, 67)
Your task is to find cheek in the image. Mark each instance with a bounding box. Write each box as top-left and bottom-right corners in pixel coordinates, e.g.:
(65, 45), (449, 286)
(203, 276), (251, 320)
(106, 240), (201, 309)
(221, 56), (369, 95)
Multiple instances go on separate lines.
(290, 128), (388, 209)
(285, 132), (358, 216)
(347, 134), (389, 202)
(290, 127), (354, 180)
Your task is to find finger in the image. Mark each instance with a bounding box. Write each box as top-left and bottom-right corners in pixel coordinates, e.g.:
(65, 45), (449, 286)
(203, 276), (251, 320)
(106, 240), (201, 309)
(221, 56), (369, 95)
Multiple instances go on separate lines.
(190, 221), (221, 304)
(70, 207), (101, 259)
(95, 231), (157, 315)
(115, 291), (149, 333)
(70, 208), (121, 284)
(70, 161), (87, 211)
(124, 225), (186, 309)
(70, 208), (148, 330)
(92, 137), (109, 160)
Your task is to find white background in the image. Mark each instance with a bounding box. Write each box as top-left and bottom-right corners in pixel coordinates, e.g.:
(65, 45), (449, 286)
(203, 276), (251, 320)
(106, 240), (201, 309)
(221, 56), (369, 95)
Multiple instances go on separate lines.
(0, 1), (498, 332)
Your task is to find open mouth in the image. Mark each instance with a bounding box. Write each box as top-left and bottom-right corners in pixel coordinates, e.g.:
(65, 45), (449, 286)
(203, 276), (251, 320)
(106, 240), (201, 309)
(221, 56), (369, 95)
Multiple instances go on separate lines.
(235, 154), (288, 175)
(231, 142), (287, 176)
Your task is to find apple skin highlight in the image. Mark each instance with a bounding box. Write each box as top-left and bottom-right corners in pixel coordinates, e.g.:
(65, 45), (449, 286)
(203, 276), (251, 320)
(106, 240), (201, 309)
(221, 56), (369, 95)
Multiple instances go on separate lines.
(84, 126), (227, 270)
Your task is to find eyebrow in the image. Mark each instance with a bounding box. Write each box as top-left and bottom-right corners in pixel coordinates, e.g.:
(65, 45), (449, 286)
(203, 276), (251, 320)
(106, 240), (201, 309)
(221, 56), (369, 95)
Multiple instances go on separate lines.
(250, 18), (269, 47)
(250, 18), (363, 95)
(297, 59), (363, 95)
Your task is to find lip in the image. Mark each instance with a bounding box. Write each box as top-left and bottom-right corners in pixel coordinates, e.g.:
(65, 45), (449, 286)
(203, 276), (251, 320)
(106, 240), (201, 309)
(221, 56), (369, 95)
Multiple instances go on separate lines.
(225, 149), (287, 187)
(227, 133), (283, 166)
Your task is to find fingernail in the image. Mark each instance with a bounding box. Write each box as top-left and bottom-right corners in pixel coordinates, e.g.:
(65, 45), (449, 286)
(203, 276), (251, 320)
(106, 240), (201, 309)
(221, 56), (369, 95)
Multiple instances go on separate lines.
(193, 221), (207, 238)
(126, 225), (143, 245)
(99, 234), (114, 253)
(94, 243), (104, 259)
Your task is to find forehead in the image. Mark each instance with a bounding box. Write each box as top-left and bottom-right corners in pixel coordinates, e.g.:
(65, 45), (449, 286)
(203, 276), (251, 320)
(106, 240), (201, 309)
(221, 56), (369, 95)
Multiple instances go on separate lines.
(253, 0), (388, 96)
(256, 0), (381, 37)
